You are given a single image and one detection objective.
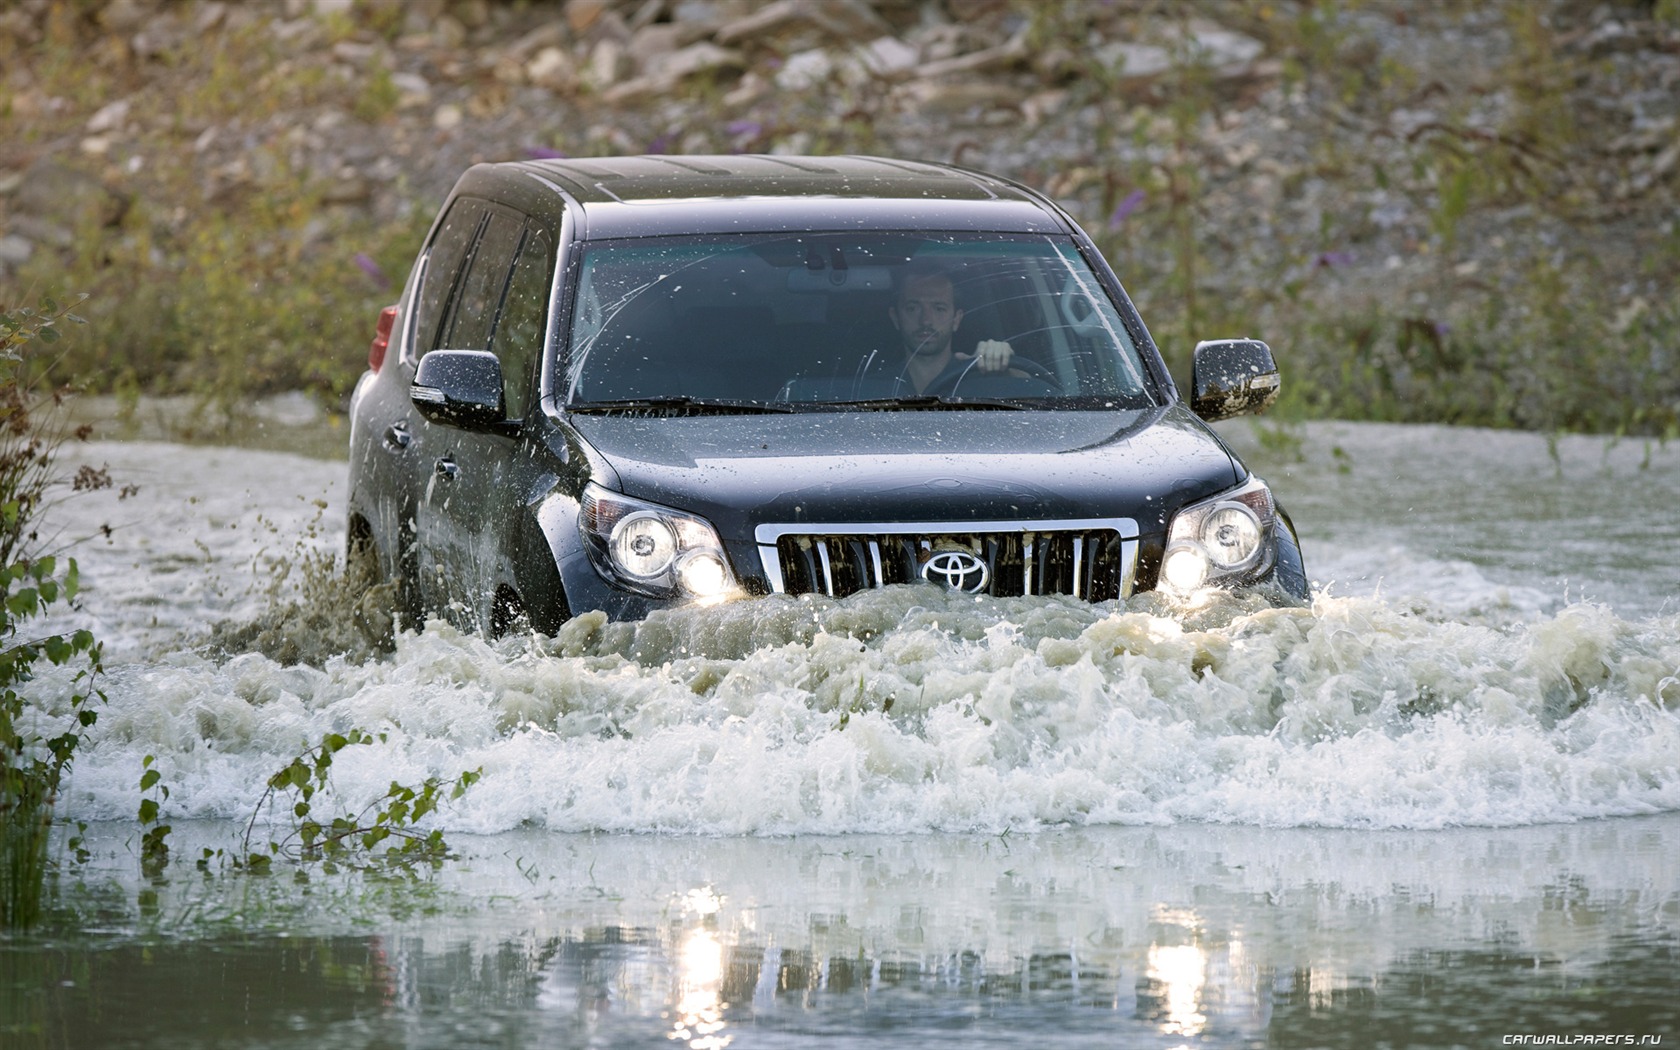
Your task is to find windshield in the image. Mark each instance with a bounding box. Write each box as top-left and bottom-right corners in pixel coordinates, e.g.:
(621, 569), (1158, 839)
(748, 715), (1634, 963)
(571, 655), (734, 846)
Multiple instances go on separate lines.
(562, 232), (1158, 410)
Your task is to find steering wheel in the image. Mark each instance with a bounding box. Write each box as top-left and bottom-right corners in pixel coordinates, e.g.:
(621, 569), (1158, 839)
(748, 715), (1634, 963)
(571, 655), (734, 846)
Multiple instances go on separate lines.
(938, 355), (1062, 397)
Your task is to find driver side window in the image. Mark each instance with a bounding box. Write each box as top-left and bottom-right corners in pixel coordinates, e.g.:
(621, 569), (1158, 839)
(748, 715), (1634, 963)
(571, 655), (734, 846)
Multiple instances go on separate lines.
(411, 199), (486, 359)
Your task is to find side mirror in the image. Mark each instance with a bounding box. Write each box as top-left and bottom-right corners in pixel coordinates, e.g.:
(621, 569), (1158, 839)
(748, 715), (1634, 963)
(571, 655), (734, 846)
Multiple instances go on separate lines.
(1190, 339), (1281, 422)
(411, 349), (506, 430)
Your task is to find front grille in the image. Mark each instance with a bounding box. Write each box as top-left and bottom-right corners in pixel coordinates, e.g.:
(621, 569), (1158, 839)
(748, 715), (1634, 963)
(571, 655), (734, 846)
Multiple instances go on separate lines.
(754, 519), (1140, 601)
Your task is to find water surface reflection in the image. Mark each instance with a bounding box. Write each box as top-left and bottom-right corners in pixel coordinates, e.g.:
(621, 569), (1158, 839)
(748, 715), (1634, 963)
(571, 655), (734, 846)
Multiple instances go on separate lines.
(7, 817), (1675, 1048)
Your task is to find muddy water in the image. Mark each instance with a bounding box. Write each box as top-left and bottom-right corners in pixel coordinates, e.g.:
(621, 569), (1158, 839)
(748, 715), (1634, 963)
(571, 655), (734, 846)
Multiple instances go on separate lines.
(7, 421), (1679, 1048)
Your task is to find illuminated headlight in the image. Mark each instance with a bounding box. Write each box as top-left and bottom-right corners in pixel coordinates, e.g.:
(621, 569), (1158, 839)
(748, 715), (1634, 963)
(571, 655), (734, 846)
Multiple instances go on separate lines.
(1162, 476), (1277, 593)
(609, 512), (678, 579)
(581, 483), (739, 600)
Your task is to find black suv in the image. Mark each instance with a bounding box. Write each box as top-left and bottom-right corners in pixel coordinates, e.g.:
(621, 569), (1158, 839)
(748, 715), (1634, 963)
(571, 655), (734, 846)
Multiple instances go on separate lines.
(347, 155), (1307, 634)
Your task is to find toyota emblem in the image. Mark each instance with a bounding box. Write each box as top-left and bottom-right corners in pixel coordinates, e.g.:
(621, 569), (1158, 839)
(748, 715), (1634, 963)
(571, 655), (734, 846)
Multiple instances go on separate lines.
(920, 550), (990, 593)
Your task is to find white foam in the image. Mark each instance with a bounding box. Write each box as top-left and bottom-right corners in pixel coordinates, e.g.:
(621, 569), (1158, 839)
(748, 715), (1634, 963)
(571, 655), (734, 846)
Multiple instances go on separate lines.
(30, 436), (1680, 834)
(39, 589), (1680, 833)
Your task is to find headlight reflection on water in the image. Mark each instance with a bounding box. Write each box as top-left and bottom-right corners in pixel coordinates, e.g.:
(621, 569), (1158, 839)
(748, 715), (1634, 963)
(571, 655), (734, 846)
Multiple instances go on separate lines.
(670, 887), (732, 1049)
(672, 929), (730, 1049)
(1143, 907), (1212, 1040)
(1146, 942), (1210, 1037)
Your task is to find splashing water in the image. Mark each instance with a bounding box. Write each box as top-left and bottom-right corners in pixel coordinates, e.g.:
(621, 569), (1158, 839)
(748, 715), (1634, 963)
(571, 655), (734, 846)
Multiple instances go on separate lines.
(36, 429), (1680, 836)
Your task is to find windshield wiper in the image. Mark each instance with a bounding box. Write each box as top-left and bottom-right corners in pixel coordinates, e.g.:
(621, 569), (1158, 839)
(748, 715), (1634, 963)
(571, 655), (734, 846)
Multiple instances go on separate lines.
(568, 396), (795, 415)
(806, 395), (1030, 411)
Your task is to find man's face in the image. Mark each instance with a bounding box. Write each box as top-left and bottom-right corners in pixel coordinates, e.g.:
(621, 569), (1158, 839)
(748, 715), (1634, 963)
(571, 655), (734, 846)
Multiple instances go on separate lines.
(890, 275), (963, 359)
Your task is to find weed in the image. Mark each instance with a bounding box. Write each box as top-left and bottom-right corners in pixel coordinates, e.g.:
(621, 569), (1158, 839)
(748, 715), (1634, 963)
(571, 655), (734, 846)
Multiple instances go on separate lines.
(0, 296), (107, 932)
(238, 729), (481, 874)
(138, 754), (170, 878)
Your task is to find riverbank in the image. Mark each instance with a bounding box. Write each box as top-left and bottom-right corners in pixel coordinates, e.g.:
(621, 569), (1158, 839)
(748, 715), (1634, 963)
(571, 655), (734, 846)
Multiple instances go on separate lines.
(4, 0), (1678, 434)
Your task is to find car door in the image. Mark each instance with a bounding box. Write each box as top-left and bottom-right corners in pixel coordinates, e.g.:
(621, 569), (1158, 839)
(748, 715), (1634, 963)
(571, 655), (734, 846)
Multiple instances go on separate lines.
(357, 196), (486, 622)
(414, 204), (518, 621)
(415, 207), (554, 630)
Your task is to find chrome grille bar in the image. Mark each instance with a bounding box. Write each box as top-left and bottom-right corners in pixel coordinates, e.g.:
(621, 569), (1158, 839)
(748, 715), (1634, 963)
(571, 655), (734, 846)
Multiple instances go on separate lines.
(816, 539), (835, 597)
(1072, 535), (1084, 599)
(755, 517), (1140, 602)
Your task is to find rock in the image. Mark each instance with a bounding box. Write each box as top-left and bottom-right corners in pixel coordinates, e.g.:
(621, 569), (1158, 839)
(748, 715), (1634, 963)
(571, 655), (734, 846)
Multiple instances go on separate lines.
(453, 0), (490, 30)
(0, 234), (33, 268)
(86, 99), (131, 134)
(775, 50), (834, 91)
(608, 40), (745, 100)
(98, 0), (154, 35)
(10, 160), (130, 242)
(630, 20), (714, 61)
(433, 103), (463, 131)
(658, 41), (746, 82)
(0, 9), (42, 46)
(432, 16), (467, 49)
(894, 78), (1019, 117)
(331, 40), (379, 65)
(322, 168), (370, 203)
(715, 0), (890, 47)
(1182, 20), (1264, 75)
(132, 9), (190, 62)
(195, 3), (228, 33)
(391, 71), (432, 108)
(565, 0), (610, 35)
(506, 20), (569, 61)
(1096, 41), (1173, 81)
(1096, 21), (1264, 84)
(914, 28), (1029, 79)
(527, 46), (579, 92)
(858, 36), (920, 79)
(591, 38), (633, 87)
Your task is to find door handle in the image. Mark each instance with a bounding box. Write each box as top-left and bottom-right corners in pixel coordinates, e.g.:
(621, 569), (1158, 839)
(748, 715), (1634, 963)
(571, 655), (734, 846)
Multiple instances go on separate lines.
(383, 422), (411, 450)
(433, 456), (458, 481)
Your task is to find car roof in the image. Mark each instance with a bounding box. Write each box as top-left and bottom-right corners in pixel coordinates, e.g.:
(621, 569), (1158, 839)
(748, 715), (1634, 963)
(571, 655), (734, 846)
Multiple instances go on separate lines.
(454, 155), (1072, 240)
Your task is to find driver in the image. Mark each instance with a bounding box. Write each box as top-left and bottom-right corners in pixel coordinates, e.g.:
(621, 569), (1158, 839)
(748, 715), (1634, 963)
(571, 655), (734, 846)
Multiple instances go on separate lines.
(883, 261), (1018, 394)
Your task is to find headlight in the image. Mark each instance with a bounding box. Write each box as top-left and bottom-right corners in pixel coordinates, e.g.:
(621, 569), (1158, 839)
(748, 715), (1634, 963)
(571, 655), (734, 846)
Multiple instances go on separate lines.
(609, 512), (678, 579)
(1161, 476), (1277, 593)
(580, 484), (740, 601)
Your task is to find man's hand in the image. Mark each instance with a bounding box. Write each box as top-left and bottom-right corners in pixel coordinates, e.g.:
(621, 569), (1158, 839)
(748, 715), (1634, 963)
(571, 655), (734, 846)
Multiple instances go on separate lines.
(965, 339), (1014, 372)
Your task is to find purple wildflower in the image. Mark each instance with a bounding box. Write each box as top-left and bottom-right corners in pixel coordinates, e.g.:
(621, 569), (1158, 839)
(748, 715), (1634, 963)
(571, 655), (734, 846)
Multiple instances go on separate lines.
(354, 252), (389, 289)
(524, 146), (567, 160)
(1314, 250), (1355, 269)
(1107, 189), (1145, 229)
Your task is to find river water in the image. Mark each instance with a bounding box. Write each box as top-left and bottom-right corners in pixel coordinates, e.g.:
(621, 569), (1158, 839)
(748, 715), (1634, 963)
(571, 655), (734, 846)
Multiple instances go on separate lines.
(6, 419), (1678, 1048)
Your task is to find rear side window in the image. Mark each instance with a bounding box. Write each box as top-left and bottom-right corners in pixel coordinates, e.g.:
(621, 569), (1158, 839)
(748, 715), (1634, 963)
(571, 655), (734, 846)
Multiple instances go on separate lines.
(410, 199), (486, 359)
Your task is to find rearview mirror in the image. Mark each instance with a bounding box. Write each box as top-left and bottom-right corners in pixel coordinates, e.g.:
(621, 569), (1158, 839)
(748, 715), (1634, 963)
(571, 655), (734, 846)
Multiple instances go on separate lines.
(1190, 339), (1281, 422)
(411, 349), (507, 430)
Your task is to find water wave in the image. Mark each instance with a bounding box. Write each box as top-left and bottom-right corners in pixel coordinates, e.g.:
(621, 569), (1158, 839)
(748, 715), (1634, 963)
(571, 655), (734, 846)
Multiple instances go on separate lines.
(51, 586), (1680, 834)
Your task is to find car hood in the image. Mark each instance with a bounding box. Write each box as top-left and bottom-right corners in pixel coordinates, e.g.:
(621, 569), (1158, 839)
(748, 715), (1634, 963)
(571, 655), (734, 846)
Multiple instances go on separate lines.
(563, 406), (1240, 534)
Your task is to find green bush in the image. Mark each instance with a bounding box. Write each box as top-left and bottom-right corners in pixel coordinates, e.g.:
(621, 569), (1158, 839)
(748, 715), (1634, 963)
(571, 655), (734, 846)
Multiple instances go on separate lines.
(0, 296), (105, 932)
